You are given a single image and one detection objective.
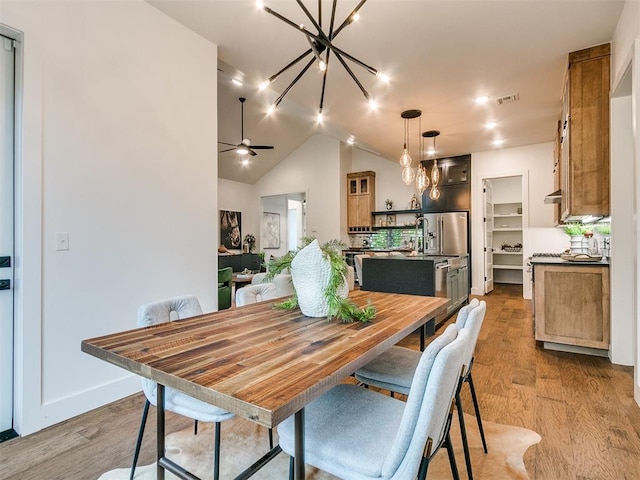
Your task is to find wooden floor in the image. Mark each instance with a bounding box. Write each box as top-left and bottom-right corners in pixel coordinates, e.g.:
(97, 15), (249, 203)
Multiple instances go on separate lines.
(2, 284), (640, 479)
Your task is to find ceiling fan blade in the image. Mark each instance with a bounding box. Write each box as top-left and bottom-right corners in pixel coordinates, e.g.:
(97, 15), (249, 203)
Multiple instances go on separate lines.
(250, 145), (275, 150)
(248, 149), (258, 157)
(219, 148), (236, 153)
(218, 141), (238, 147)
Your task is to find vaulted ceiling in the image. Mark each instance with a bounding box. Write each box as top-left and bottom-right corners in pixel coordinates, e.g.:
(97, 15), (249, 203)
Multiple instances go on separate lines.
(147, 0), (625, 184)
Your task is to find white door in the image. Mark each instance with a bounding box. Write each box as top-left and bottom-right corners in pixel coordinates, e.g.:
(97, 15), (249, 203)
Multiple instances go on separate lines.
(0, 34), (15, 435)
(483, 179), (494, 293)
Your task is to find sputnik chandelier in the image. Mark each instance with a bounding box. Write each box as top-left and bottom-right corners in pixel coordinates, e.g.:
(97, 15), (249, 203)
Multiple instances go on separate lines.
(256, 0), (388, 120)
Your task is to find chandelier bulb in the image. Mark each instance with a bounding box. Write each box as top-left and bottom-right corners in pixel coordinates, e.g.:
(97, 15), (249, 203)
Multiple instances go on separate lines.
(429, 186), (441, 200)
(259, 80), (271, 90)
(267, 104), (276, 115)
(319, 60), (327, 72)
(376, 72), (390, 83)
(431, 160), (440, 186)
(401, 166), (415, 185)
(399, 146), (412, 168)
(317, 111), (324, 123)
(255, 0), (265, 10)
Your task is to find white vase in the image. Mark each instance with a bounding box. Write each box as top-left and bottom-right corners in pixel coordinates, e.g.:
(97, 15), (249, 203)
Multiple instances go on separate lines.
(290, 239), (348, 317)
(570, 235), (586, 253)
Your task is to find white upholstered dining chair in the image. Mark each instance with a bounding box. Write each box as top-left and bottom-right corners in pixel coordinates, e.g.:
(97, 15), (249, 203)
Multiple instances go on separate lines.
(131, 295), (235, 480)
(277, 324), (469, 480)
(354, 299), (487, 480)
(235, 282), (279, 306)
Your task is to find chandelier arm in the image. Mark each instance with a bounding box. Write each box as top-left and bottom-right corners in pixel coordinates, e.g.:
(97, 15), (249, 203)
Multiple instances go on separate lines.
(332, 0), (368, 38)
(273, 57), (316, 108)
(296, 0), (327, 42)
(318, 0), (322, 29)
(333, 50), (370, 101)
(330, 44), (378, 76)
(319, 49), (332, 112)
(328, 0), (337, 36)
(266, 49), (313, 84)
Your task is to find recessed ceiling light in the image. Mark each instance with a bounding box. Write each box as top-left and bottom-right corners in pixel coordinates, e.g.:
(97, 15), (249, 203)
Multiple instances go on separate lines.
(492, 139), (505, 146)
(347, 136), (355, 145)
(475, 96), (490, 104)
(485, 121), (497, 129)
(231, 78), (243, 87)
(242, 158), (250, 166)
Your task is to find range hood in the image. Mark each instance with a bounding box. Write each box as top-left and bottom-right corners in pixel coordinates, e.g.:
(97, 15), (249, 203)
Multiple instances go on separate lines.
(544, 190), (562, 204)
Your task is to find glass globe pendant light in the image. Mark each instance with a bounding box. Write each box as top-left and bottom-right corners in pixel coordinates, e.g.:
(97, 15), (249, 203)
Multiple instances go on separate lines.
(423, 130), (441, 199)
(399, 109), (421, 183)
(402, 165), (415, 185)
(415, 126), (430, 195)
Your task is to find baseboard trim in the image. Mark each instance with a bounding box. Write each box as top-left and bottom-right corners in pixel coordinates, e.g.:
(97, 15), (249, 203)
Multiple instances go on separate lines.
(27, 375), (140, 436)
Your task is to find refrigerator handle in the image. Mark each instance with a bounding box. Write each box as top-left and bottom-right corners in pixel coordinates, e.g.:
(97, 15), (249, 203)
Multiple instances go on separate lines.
(439, 215), (444, 254)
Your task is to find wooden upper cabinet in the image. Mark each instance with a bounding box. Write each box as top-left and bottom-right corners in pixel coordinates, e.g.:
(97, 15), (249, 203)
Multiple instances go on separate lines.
(347, 171), (376, 232)
(561, 43), (610, 221)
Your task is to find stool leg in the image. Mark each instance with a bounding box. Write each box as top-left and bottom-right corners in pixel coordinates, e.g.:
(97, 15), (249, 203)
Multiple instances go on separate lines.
(130, 399), (150, 480)
(456, 392), (474, 480)
(445, 431), (460, 480)
(467, 371), (488, 453)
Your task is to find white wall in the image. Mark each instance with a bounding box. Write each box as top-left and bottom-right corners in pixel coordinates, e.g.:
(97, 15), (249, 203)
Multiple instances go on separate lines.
(3, 0), (219, 435)
(611, 0), (640, 398)
(255, 134), (342, 244)
(471, 143), (556, 296)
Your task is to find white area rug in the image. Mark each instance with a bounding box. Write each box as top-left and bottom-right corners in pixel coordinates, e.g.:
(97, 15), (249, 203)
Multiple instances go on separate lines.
(99, 413), (541, 479)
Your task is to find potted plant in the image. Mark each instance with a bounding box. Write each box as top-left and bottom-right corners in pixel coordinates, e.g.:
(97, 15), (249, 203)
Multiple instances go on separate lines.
(268, 237), (376, 323)
(562, 223), (586, 253)
(385, 198), (393, 210)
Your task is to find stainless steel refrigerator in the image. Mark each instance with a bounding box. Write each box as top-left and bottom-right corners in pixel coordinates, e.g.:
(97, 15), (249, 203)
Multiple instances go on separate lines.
(423, 212), (468, 255)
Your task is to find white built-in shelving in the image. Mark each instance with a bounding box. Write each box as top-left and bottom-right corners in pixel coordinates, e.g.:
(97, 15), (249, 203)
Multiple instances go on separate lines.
(492, 201), (523, 284)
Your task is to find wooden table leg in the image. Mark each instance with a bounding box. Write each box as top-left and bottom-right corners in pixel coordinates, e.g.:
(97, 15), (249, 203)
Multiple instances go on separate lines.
(294, 409), (305, 480)
(157, 384), (165, 480)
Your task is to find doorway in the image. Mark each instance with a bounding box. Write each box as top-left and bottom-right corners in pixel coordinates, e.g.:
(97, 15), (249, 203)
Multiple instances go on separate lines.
(483, 175), (524, 292)
(261, 192), (306, 257)
(0, 32), (16, 440)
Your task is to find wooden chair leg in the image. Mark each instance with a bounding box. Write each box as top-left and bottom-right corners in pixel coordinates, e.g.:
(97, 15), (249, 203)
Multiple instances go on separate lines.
(467, 371), (488, 453)
(213, 422), (221, 480)
(455, 392), (474, 480)
(130, 399), (150, 480)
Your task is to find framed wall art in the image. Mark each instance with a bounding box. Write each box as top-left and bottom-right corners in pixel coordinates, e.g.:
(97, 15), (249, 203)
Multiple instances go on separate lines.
(262, 212), (280, 249)
(220, 210), (242, 250)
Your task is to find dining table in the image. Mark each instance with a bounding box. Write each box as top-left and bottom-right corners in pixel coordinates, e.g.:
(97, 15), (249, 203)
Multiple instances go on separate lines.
(81, 289), (449, 480)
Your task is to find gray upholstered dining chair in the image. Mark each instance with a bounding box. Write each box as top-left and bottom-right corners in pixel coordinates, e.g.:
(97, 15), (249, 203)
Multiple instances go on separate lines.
(277, 324), (469, 480)
(131, 295), (236, 480)
(235, 282), (279, 306)
(354, 299), (486, 480)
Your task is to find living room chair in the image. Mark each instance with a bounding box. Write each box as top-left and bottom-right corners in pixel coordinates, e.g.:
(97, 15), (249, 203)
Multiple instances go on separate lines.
(217, 266), (232, 310)
(251, 272), (295, 297)
(235, 282), (278, 307)
(131, 295), (235, 480)
(277, 324), (469, 480)
(354, 299), (486, 480)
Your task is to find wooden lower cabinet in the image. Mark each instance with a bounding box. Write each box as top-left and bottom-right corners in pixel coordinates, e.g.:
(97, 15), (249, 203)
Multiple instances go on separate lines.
(534, 264), (610, 349)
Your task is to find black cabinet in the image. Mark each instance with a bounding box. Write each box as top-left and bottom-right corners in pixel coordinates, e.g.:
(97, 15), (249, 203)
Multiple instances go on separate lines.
(421, 154), (471, 212)
(218, 253), (263, 272)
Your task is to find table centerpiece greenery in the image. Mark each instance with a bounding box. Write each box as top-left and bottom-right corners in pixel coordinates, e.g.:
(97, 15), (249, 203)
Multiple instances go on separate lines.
(267, 237), (376, 323)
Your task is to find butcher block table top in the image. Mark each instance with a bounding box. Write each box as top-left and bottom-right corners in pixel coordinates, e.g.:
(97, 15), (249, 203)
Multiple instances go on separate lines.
(81, 290), (449, 428)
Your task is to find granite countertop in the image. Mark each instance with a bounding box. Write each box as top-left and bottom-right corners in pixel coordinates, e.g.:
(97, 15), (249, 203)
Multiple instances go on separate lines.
(529, 256), (610, 266)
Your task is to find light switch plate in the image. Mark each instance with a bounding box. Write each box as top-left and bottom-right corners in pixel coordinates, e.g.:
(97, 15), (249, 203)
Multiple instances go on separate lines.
(56, 232), (69, 251)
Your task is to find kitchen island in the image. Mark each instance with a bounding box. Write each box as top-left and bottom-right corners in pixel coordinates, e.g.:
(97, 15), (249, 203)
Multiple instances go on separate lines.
(530, 255), (610, 354)
(360, 254), (468, 326)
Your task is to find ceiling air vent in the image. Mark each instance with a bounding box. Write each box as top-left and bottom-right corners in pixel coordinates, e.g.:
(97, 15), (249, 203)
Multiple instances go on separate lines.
(496, 94), (520, 105)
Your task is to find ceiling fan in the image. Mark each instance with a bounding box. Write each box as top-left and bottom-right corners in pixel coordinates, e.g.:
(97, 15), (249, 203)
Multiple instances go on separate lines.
(219, 97), (274, 157)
